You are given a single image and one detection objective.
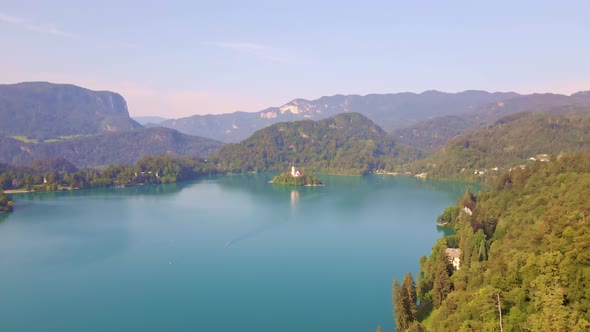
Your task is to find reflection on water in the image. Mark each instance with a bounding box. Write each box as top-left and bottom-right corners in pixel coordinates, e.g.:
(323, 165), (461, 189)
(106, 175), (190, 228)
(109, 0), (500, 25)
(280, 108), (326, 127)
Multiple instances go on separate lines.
(226, 187), (305, 247)
(290, 190), (299, 210)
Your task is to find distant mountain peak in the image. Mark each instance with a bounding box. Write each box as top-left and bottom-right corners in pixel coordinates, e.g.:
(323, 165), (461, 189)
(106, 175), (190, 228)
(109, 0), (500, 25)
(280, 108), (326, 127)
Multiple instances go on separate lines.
(420, 89), (444, 95)
(279, 98), (322, 116)
(572, 90), (590, 96)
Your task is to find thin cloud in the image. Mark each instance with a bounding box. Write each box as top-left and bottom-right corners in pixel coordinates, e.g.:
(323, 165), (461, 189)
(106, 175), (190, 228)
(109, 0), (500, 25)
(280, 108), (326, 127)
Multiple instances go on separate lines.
(0, 11), (74, 37)
(207, 41), (291, 63)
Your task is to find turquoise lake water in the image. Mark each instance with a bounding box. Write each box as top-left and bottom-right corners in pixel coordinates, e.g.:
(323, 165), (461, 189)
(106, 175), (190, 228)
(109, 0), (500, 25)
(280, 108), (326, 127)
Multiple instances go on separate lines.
(0, 174), (469, 331)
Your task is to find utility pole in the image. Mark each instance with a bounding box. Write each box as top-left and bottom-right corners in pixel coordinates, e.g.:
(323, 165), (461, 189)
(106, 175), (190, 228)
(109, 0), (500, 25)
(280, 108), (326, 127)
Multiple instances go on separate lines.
(497, 293), (504, 332)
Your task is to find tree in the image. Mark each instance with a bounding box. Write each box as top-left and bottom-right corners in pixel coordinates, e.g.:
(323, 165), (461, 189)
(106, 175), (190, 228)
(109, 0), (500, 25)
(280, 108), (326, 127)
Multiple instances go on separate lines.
(402, 272), (418, 324)
(393, 273), (418, 332)
(393, 279), (406, 331)
(437, 206), (459, 225)
(432, 246), (452, 308)
(458, 187), (476, 210)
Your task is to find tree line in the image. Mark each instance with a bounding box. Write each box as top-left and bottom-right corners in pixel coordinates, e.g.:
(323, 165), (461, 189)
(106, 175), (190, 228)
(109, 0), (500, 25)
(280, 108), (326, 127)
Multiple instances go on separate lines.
(0, 155), (217, 193)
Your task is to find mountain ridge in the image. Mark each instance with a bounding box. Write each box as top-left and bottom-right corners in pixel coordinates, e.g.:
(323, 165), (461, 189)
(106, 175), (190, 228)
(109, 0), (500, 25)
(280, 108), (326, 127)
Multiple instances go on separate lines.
(157, 90), (521, 142)
(0, 81), (142, 139)
(411, 111), (590, 181)
(394, 93), (590, 151)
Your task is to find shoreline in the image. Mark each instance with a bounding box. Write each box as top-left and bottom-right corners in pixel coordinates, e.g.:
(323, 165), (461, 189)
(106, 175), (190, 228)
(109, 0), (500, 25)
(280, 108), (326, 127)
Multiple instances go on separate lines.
(3, 183), (144, 195)
(3, 187), (81, 194)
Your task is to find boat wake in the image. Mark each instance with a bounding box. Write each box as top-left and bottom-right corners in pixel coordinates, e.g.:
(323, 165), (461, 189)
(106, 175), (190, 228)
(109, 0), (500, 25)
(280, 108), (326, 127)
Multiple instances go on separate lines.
(224, 220), (284, 247)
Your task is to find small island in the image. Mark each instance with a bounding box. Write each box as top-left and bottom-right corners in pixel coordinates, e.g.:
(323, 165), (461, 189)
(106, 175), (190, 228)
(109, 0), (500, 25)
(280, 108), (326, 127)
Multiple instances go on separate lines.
(270, 166), (324, 186)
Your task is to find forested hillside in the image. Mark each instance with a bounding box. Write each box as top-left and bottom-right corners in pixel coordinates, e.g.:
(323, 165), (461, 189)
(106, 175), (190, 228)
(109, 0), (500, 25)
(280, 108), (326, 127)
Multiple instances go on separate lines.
(411, 112), (590, 181)
(0, 127), (223, 168)
(209, 113), (420, 175)
(0, 82), (141, 139)
(393, 154), (590, 331)
(394, 94), (590, 151)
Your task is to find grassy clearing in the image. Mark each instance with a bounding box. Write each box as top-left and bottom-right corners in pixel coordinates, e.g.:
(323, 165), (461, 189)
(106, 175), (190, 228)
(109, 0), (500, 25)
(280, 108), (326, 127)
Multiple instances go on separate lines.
(11, 136), (38, 143)
(11, 135), (88, 144)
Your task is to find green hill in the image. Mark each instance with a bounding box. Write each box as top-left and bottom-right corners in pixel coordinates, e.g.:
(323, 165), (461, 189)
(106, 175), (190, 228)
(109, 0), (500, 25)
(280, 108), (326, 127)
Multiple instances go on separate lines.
(412, 112), (590, 181)
(0, 82), (142, 139)
(394, 93), (590, 152)
(0, 127), (223, 168)
(393, 154), (590, 331)
(209, 113), (420, 175)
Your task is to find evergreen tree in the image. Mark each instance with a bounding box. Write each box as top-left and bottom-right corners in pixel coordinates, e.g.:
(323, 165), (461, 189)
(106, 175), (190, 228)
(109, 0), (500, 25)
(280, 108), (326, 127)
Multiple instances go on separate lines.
(393, 279), (408, 332)
(402, 272), (418, 325)
(432, 246), (451, 308)
(393, 273), (419, 331)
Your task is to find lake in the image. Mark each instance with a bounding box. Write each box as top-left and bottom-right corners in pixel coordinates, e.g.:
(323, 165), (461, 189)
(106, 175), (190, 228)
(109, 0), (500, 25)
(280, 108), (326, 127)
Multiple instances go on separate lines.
(0, 174), (469, 332)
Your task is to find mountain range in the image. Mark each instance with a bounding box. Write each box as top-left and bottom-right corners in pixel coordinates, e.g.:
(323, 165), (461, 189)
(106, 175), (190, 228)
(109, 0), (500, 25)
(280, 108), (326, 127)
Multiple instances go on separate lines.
(152, 91), (519, 142)
(150, 90), (590, 146)
(2, 81), (590, 174)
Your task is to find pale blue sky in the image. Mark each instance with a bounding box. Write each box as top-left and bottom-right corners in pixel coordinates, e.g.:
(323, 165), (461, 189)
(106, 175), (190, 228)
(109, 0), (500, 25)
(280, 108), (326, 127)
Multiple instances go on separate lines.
(1, 1), (589, 117)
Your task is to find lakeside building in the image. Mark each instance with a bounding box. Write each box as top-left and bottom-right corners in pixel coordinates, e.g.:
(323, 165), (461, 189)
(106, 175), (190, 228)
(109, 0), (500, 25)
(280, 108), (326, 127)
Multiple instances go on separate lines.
(445, 248), (462, 270)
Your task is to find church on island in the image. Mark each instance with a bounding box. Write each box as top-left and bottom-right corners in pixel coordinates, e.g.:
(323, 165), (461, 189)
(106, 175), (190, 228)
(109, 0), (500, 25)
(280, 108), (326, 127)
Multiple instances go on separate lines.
(291, 166), (302, 177)
(270, 165), (323, 186)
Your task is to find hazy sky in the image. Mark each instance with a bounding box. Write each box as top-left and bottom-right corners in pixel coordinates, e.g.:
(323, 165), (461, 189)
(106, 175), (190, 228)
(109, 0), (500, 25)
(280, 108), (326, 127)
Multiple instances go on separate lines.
(1, 1), (589, 118)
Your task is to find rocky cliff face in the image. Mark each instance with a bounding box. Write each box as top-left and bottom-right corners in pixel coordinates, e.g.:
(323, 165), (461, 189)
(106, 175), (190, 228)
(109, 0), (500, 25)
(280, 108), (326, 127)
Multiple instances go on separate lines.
(0, 82), (141, 139)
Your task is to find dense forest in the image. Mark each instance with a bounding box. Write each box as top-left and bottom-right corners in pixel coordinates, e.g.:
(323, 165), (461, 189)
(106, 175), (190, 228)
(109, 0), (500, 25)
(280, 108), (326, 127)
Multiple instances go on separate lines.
(209, 113), (421, 175)
(394, 94), (590, 152)
(0, 190), (13, 213)
(409, 112), (590, 182)
(0, 156), (215, 192)
(393, 153), (590, 331)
